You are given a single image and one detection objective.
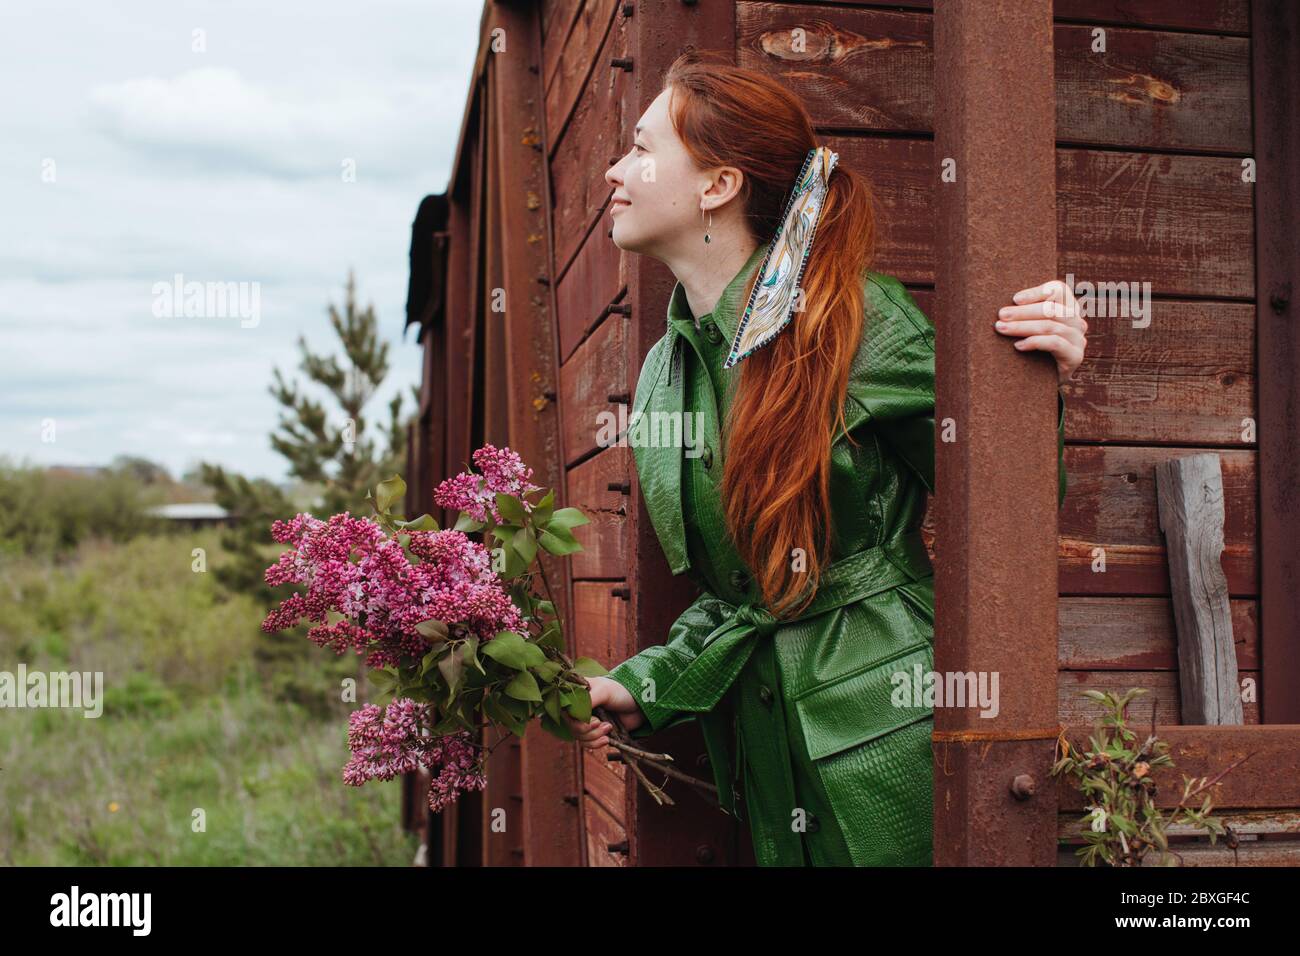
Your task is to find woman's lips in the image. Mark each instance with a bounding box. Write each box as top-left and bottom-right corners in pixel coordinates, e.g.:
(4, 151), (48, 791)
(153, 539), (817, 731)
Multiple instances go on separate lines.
(610, 199), (630, 213)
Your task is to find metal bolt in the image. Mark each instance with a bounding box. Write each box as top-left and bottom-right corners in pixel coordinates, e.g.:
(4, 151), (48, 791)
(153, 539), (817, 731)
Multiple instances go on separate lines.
(1010, 773), (1037, 800)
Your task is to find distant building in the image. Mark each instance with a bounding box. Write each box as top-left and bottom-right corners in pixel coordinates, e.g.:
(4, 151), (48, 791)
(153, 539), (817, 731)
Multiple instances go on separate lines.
(146, 503), (233, 529)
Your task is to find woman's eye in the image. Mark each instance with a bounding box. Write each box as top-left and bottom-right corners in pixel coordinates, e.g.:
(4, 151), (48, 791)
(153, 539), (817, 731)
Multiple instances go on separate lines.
(632, 143), (646, 154)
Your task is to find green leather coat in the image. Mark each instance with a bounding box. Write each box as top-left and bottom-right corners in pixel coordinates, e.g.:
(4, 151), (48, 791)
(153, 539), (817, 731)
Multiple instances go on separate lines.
(607, 243), (1067, 866)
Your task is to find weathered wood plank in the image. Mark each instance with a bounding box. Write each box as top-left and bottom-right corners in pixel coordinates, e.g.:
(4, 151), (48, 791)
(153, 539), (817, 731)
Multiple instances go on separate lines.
(1059, 300), (1253, 446)
(583, 795), (629, 866)
(1058, 670), (1259, 725)
(556, 223), (626, 361)
(548, 8), (630, 274)
(559, 313), (628, 465)
(1155, 453), (1243, 724)
(544, 0), (621, 149)
(566, 448), (632, 579)
(737, 5), (1249, 151)
(1060, 808), (1300, 840)
(572, 579), (629, 666)
(1055, 25), (1250, 152)
(1060, 596), (1258, 670)
(1057, 148), (1254, 299)
(583, 748), (626, 822)
(1055, 726), (1300, 810)
(825, 137), (1255, 298)
(1059, 446), (1256, 596)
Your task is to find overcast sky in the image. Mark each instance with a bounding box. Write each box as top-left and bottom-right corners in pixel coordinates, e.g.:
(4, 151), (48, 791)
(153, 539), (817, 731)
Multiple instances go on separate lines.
(0, 0), (480, 482)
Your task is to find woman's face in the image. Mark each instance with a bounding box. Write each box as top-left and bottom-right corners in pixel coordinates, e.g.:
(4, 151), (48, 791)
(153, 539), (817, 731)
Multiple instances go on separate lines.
(604, 87), (709, 257)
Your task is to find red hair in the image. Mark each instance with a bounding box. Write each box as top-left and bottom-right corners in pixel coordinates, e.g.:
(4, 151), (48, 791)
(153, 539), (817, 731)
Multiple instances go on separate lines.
(663, 52), (879, 618)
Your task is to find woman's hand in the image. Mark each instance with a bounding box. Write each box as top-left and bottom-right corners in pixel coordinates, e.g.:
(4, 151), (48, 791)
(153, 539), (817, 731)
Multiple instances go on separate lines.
(566, 675), (646, 750)
(994, 279), (1088, 384)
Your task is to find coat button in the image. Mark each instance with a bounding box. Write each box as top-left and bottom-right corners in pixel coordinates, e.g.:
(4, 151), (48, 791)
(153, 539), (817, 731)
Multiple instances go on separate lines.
(701, 444), (713, 469)
(729, 569), (749, 593)
(704, 321), (723, 345)
(758, 685), (774, 708)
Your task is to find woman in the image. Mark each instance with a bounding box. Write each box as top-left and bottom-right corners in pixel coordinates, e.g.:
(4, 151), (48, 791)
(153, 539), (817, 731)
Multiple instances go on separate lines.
(565, 54), (1087, 866)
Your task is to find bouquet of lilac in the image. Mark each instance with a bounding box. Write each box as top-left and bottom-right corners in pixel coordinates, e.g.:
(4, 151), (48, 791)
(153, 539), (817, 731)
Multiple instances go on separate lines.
(263, 444), (712, 813)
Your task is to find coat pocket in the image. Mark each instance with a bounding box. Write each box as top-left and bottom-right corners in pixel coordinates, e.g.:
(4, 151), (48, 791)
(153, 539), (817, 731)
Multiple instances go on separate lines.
(793, 641), (933, 761)
(793, 641), (935, 865)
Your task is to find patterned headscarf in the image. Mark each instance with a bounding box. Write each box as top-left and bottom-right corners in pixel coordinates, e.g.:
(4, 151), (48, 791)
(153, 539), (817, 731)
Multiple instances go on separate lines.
(723, 145), (839, 369)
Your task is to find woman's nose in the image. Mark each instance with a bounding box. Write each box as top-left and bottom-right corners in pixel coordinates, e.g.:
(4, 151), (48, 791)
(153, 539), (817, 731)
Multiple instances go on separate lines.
(605, 154), (624, 187)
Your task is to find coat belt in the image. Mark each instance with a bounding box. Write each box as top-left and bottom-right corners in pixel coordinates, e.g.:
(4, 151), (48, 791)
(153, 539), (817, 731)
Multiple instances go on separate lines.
(655, 528), (932, 716)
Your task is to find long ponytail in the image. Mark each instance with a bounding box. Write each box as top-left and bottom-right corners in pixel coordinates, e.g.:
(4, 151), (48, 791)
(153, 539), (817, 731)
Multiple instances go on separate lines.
(663, 53), (878, 618)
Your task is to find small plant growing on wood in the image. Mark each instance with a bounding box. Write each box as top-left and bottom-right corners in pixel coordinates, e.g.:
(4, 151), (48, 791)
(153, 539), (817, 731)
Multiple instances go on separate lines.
(1051, 688), (1251, 866)
(262, 444), (714, 813)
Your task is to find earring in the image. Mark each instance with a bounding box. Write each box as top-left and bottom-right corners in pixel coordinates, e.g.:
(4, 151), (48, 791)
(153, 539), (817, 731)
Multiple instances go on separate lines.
(702, 208), (712, 244)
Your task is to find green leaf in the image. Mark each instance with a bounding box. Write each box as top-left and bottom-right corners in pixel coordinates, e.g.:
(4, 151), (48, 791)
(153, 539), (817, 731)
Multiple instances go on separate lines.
(538, 529), (582, 556)
(420, 644), (448, 677)
(564, 686), (592, 722)
(540, 710), (575, 742)
(396, 513), (439, 531)
(571, 657), (609, 678)
(533, 660), (563, 683)
(495, 492), (527, 525)
(368, 668), (397, 690)
(438, 646), (465, 700)
(512, 526), (538, 565)
(416, 619), (450, 640)
(453, 512), (485, 532)
(537, 619), (564, 651)
(481, 631), (546, 669)
(546, 507), (590, 533)
(543, 687), (562, 723)
(462, 636), (483, 674)
(532, 489), (555, 526)
(500, 542), (528, 579)
(374, 475), (407, 514)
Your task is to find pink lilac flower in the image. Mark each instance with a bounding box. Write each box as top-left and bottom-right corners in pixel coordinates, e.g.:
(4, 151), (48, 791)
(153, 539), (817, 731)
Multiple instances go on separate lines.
(341, 699), (486, 812)
(433, 444), (542, 523)
(261, 513), (523, 666)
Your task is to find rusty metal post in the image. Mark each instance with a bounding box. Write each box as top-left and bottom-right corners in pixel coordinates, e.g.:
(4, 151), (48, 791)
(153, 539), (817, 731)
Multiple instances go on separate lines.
(931, 0), (1060, 865)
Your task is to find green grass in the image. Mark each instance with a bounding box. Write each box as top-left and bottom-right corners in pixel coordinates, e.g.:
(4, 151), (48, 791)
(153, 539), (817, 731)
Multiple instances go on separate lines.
(0, 531), (419, 866)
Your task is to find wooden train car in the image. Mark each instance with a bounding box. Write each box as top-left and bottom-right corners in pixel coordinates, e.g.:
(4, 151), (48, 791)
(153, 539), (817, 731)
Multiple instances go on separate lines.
(402, 0), (1299, 866)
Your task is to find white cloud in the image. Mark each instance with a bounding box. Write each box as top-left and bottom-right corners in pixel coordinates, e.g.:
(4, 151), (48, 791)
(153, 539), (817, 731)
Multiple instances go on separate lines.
(0, 0), (475, 481)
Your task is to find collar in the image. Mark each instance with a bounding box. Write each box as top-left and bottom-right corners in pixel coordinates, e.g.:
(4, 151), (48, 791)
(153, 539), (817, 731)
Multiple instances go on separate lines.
(666, 242), (769, 345)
